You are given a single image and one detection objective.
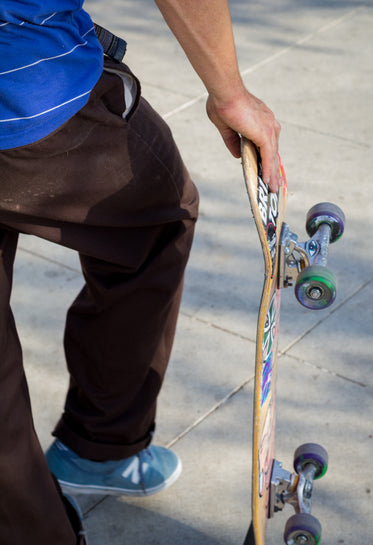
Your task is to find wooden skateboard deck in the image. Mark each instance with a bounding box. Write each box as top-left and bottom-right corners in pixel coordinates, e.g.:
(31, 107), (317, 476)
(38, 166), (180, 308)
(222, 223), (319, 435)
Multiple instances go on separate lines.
(241, 138), (287, 545)
(241, 139), (344, 545)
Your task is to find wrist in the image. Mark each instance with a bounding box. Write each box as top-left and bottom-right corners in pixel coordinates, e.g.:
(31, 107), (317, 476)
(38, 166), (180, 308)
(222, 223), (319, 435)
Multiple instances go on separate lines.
(207, 83), (252, 125)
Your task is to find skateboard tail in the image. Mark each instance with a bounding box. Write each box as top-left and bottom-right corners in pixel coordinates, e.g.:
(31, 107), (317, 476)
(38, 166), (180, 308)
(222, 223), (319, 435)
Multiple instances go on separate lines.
(252, 288), (280, 545)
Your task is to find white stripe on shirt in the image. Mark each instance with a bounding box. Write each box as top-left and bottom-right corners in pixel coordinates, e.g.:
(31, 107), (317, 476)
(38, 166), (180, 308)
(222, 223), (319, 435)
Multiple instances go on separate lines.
(0, 26), (95, 76)
(0, 90), (91, 122)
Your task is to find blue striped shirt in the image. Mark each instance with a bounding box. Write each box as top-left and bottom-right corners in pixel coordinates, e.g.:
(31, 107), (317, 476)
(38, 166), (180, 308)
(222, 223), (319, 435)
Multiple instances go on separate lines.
(0, 1), (103, 150)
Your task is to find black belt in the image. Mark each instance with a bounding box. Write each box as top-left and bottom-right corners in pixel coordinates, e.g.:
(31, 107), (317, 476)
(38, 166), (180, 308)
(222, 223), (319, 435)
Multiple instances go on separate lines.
(94, 23), (127, 63)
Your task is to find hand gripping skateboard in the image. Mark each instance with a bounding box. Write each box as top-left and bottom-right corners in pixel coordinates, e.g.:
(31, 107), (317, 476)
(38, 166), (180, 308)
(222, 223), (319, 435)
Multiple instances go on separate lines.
(241, 138), (345, 545)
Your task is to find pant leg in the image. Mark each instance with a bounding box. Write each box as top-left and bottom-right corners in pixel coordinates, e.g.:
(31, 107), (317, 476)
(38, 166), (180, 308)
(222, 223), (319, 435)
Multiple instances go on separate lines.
(0, 62), (199, 461)
(56, 216), (193, 460)
(55, 91), (199, 460)
(0, 229), (79, 545)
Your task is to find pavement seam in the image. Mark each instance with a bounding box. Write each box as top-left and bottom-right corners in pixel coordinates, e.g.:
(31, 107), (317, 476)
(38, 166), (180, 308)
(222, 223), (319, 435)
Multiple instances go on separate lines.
(162, 4), (367, 121)
(165, 376), (254, 449)
(178, 268), (373, 445)
(279, 120), (371, 149)
(279, 275), (373, 356)
(240, 5), (367, 75)
(82, 496), (108, 517)
(174, 313), (256, 448)
(180, 310), (256, 344)
(80, 378), (256, 516)
(18, 246), (81, 274)
(279, 352), (367, 389)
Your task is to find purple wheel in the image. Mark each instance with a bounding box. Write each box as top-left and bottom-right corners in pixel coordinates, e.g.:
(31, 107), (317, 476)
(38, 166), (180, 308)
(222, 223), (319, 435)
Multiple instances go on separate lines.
(293, 443), (328, 479)
(284, 513), (322, 545)
(306, 202), (345, 243)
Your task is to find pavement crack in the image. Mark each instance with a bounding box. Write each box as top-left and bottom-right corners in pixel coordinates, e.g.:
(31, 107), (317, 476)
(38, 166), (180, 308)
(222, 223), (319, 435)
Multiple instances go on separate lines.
(18, 246), (81, 274)
(166, 377), (254, 449)
(279, 120), (371, 148)
(281, 352), (367, 388)
(163, 5), (367, 122)
(83, 496), (108, 517)
(180, 310), (256, 344)
(279, 275), (373, 356)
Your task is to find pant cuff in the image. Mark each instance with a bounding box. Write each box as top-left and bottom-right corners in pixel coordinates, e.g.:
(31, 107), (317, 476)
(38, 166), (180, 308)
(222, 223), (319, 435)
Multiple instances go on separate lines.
(52, 420), (153, 461)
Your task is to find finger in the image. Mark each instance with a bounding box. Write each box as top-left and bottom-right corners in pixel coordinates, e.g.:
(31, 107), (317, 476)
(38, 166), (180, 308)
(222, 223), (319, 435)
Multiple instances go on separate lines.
(260, 144), (280, 193)
(260, 146), (277, 189)
(268, 155), (281, 193)
(261, 122), (281, 192)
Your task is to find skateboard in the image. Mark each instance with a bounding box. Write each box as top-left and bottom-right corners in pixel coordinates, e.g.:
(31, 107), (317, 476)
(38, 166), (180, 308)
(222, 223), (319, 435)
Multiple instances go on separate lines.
(240, 138), (345, 545)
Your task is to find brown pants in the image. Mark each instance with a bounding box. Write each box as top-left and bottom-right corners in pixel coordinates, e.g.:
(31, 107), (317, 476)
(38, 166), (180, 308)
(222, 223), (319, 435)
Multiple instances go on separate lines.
(0, 60), (198, 544)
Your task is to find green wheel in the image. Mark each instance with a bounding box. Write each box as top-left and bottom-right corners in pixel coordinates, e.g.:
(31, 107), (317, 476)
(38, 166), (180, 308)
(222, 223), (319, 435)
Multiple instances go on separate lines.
(295, 265), (336, 310)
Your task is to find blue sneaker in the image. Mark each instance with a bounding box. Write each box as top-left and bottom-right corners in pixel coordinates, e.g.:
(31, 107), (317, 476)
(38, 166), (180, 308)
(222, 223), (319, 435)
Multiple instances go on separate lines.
(45, 440), (182, 497)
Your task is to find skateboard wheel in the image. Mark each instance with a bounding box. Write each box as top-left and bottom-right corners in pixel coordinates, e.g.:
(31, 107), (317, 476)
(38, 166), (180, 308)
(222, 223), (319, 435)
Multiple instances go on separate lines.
(306, 202), (345, 243)
(293, 443), (328, 479)
(295, 265), (336, 310)
(284, 513), (322, 545)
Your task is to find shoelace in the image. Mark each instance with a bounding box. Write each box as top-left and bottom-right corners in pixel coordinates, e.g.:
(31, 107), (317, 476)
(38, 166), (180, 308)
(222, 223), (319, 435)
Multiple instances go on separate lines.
(137, 448), (154, 493)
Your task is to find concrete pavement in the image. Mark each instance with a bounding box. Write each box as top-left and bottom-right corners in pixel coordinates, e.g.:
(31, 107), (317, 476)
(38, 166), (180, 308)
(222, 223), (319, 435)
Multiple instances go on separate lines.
(14, 1), (372, 543)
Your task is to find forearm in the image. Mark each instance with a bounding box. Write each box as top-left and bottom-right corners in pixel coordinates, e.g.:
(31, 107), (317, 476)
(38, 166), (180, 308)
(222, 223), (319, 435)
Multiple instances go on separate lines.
(154, 0), (281, 191)
(153, 0), (245, 104)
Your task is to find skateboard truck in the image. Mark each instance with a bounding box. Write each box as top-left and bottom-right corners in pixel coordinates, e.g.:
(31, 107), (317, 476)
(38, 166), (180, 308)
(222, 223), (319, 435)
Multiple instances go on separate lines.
(269, 443), (328, 545)
(279, 202), (345, 310)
